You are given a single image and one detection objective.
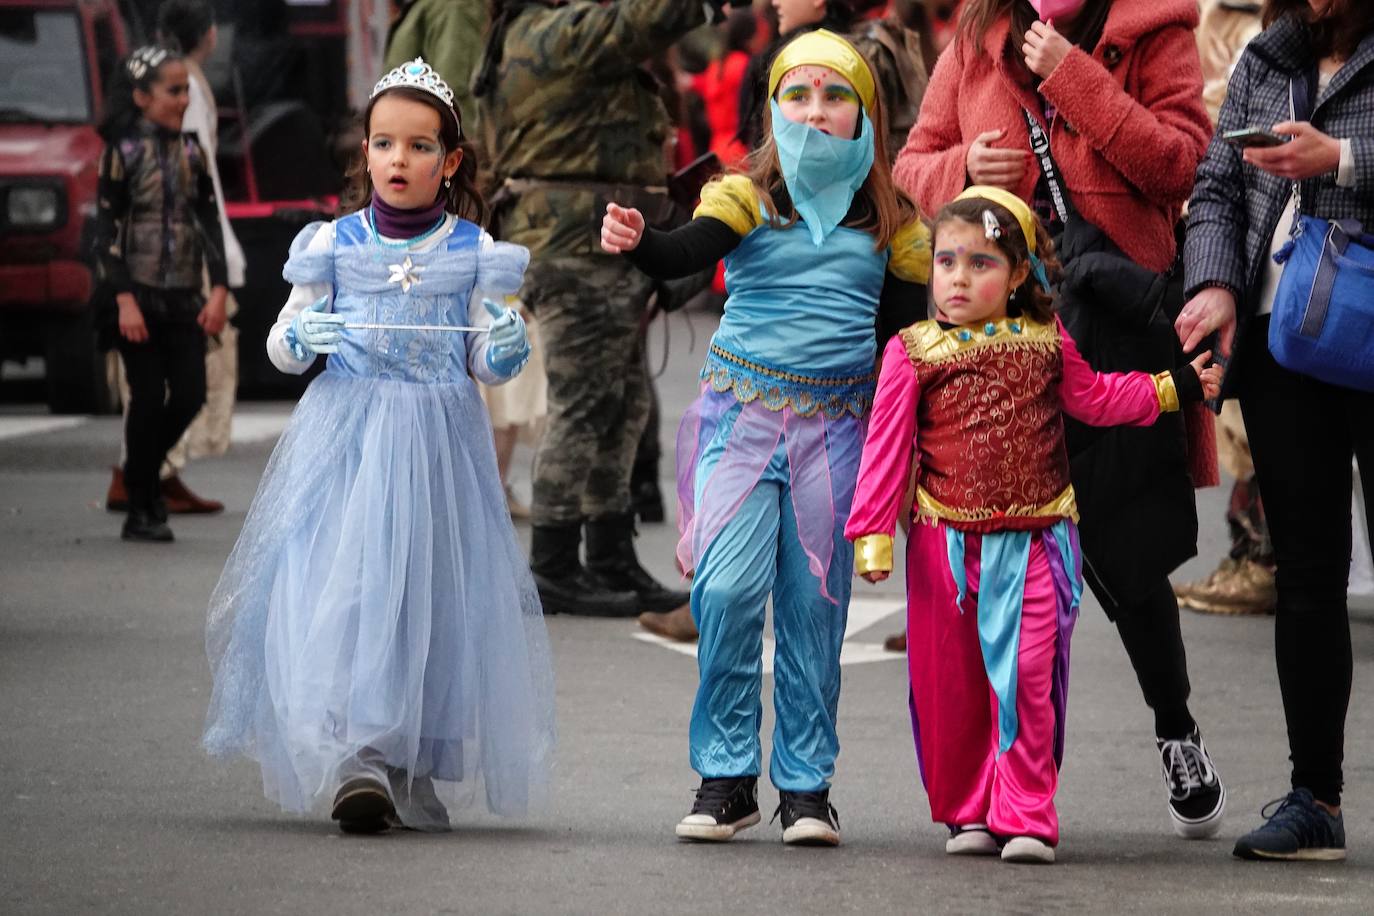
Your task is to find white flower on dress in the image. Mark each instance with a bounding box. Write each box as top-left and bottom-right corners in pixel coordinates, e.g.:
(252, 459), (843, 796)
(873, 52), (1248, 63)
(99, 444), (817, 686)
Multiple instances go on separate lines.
(387, 256), (425, 293)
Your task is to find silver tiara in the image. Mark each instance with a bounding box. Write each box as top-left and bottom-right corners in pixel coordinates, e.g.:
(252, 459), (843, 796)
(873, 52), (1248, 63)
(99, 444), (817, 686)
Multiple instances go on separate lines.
(371, 58), (456, 112)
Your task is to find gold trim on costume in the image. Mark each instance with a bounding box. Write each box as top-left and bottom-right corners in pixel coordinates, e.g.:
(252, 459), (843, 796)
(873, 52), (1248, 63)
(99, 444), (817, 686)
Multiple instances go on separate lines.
(853, 534), (893, 575)
(709, 344), (875, 389)
(915, 485), (1079, 525)
(899, 316), (1060, 368)
(1152, 371), (1180, 413)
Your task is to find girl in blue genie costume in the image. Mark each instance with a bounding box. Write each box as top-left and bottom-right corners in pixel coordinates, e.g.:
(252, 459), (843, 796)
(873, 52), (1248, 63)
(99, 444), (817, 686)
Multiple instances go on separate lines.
(601, 29), (930, 847)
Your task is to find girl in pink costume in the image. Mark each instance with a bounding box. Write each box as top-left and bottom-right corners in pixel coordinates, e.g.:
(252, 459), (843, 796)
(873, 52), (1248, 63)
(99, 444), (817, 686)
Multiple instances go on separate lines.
(845, 187), (1220, 864)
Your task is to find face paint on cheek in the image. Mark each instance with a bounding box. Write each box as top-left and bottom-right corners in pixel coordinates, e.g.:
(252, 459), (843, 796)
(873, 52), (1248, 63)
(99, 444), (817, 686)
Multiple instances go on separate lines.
(976, 277), (1009, 303)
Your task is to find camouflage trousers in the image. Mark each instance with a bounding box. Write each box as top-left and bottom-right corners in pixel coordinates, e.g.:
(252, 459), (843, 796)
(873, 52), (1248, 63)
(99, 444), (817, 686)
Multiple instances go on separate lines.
(523, 256), (655, 526)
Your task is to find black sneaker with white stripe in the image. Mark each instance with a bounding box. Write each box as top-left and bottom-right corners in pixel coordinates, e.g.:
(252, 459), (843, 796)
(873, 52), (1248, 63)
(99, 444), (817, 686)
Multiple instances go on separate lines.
(773, 789), (841, 846)
(1159, 727), (1225, 838)
(675, 776), (760, 841)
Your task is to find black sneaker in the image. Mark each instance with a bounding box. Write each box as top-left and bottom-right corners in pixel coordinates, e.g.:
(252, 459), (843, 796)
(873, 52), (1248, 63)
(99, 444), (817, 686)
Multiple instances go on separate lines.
(675, 777), (760, 841)
(1158, 727), (1225, 838)
(331, 776), (396, 835)
(773, 789), (840, 846)
(1233, 788), (1346, 862)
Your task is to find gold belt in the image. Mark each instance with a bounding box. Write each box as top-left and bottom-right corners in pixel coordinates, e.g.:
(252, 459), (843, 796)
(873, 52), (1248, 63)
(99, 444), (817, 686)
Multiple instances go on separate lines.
(708, 344), (876, 389)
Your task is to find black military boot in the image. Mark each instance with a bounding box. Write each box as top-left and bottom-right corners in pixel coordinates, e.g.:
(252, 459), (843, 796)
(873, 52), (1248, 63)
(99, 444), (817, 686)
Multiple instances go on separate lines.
(584, 513), (690, 614)
(530, 522), (638, 617)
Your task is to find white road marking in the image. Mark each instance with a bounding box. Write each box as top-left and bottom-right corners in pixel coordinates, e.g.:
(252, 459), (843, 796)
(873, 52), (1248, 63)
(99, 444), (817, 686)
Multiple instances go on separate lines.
(0, 416), (86, 441)
(0, 407), (294, 446)
(632, 597), (905, 671)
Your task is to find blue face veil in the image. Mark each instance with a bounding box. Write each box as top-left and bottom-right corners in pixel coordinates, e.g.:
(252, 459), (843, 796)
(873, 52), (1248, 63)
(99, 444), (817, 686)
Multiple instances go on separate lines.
(770, 99), (875, 248)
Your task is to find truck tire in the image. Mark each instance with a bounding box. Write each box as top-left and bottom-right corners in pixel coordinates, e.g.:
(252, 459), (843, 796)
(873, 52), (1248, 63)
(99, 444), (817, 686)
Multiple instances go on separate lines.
(44, 310), (117, 415)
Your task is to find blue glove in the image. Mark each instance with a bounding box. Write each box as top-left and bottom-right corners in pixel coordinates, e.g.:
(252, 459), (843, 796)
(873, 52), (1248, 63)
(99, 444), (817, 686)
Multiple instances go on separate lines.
(482, 298), (530, 378)
(286, 296), (345, 360)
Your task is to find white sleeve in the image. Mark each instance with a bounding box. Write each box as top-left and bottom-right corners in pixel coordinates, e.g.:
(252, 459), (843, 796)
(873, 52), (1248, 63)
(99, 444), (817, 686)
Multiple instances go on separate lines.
(1337, 138), (1356, 189)
(268, 224), (335, 375)
(465, 231), (510, 385)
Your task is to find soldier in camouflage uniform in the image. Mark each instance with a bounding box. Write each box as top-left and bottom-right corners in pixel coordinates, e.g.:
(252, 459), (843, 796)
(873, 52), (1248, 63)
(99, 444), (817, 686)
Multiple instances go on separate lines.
(476, 0), (718, 617)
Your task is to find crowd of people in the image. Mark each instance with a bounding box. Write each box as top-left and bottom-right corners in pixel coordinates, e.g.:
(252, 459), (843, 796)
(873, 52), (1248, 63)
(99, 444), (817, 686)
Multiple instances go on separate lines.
(91, 0), (1372, 866)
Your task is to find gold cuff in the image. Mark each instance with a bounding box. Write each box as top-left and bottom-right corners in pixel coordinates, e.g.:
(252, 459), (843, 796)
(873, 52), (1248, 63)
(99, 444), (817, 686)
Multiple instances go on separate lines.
(853, 534), (893, 575)
(1152, 371), (1180, 413)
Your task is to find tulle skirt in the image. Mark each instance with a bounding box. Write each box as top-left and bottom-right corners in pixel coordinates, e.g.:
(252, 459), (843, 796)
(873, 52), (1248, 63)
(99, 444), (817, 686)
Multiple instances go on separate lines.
(203, 370), (555, 829)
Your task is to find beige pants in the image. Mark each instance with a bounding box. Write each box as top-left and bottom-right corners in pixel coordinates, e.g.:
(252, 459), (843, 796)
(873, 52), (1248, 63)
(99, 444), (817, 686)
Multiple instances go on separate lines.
(479, 306), (548, 443)
(114, 293), (239, 478)
(1216, 400), (1253, 482)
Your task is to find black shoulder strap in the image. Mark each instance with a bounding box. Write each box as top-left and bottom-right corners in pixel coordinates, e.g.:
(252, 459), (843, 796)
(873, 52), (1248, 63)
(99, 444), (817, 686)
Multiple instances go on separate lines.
(1019, 106), (1076, 224)
(1290, 65), (1317, 124)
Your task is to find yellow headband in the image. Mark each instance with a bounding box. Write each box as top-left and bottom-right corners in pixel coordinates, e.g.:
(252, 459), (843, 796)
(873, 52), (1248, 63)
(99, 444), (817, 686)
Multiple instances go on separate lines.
(954, 186), (1039, 255)
(767, 29), (877, 112)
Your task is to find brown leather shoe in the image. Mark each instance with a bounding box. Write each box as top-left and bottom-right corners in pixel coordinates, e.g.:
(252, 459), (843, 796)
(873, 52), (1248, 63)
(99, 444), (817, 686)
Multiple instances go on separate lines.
(106, 466), (129, 512)
(160, 475), (224, 514)
(637, 603), (698, 642)
(884, 630), (907, 653)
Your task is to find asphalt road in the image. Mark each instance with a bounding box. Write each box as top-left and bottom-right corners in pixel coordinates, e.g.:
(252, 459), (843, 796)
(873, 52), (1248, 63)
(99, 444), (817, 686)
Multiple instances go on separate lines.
(3, 307), (1374, 914)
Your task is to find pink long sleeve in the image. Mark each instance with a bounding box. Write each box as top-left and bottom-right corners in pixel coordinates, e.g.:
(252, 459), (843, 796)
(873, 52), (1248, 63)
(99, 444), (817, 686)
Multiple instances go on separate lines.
(1057, 319), (1163, 427)
(846, 335), (920, 542)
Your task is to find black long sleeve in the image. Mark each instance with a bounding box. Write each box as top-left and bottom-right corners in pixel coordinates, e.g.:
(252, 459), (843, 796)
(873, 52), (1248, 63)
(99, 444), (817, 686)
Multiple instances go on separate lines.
(621, 215), (741, 280)
(95, 143), (133, 294)
(876, 273), (927, 349)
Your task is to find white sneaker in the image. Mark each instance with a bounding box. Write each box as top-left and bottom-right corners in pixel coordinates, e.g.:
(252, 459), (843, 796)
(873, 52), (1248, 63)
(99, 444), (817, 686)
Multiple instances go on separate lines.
(946, 825), (1000, 855)
(1001, 836), (1055, 864)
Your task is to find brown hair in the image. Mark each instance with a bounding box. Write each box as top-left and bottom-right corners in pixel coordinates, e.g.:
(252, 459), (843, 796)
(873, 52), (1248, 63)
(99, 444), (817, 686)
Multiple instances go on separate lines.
(1263, 0), (1374, 61)
(737, 66), (919, 251)
(955, 0), (1108, 52)
(342, 87), (487, 225)
(930, 196), (1061, 323)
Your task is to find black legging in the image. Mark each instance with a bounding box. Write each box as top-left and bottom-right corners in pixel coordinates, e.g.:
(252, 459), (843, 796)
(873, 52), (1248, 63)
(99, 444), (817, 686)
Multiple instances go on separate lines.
(1238, 316), (1374, 808)
(118, 317), (207, 512)
(1089, 576), (1197, 741)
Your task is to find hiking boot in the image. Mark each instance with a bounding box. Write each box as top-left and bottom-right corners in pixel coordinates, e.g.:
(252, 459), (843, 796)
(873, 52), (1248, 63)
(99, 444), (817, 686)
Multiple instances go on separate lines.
(1233, 788), (1346, 862)
(1159, 728), (1226, 838)
(161, 475), (224, 514)
(1183, 558), (1276, 616)
(1001, 836), (1055, 864)
(584, 513), (690, 614)
(946, 824), (999, 856)
(530, 522), (638, 617)
(331, 776), (395, 835)
(675, 777), (760, 842)
(637, 604), (698, 642)
(774, 789), (840, 846)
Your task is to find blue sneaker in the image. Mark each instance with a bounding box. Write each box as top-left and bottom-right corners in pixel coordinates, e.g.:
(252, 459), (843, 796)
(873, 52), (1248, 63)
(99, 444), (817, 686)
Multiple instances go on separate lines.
(1233, 788), (1345, 861)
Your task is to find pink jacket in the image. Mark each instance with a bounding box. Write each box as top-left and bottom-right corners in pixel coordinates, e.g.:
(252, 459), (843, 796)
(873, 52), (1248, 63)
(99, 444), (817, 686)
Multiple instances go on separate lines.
(894, 0), (1211, 274)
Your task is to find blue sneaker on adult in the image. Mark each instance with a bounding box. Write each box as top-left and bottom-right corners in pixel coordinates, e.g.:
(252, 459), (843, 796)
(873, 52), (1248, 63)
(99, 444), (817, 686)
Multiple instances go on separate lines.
(1233, 788), (1345, 861)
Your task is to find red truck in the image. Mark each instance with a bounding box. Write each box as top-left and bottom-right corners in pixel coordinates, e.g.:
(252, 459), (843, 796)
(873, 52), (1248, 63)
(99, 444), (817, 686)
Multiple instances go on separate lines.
(0, 0), (128, 412)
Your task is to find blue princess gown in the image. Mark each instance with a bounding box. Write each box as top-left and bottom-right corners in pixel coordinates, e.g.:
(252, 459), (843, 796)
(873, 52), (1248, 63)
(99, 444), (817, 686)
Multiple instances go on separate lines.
(202, 211), (555, 830)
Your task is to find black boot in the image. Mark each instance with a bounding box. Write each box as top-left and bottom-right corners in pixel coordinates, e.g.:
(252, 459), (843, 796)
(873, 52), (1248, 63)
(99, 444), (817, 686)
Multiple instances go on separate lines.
(630, 460), (666, 524)
(585, 513), (690, 614)
(530, 522), (639, 617)
(122, 480), (173, 543)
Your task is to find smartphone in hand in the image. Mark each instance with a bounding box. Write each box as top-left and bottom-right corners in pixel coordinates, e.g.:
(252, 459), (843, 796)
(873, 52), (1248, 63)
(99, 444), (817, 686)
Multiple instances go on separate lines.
(1222, 127), (1288, 148)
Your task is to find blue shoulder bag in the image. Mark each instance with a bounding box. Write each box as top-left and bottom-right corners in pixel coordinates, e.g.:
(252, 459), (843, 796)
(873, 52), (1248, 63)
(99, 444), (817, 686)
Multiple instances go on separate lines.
(1269, 69), (1374, 392)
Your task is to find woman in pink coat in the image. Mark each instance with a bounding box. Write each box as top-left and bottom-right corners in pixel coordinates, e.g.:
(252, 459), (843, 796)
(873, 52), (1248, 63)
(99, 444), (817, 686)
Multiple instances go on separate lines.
(893, 0), (1227, 841)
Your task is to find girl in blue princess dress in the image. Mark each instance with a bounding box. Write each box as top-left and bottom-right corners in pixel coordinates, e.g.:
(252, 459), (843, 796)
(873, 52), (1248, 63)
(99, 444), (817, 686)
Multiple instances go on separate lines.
(202, 59), (554, 834)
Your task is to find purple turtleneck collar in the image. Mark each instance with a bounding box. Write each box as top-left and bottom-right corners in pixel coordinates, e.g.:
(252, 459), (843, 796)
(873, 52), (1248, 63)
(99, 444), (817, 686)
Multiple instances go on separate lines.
(371, 193), (447, 240)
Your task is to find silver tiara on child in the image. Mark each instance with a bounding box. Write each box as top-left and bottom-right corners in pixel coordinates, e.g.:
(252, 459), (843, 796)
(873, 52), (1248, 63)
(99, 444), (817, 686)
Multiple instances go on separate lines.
(371, 58), (456, 111)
